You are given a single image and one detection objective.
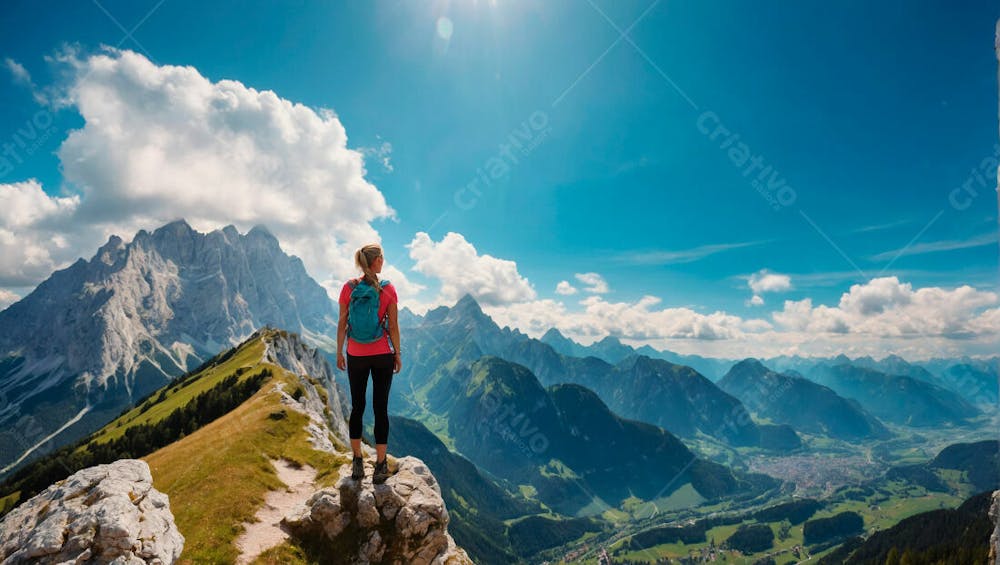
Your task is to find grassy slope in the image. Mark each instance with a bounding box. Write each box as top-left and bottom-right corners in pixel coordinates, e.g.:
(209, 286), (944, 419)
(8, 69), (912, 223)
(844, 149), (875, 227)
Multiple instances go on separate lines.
(23, 329), (351, 564)
(89, 338), (270, 445)
(142, 359), (350, 563)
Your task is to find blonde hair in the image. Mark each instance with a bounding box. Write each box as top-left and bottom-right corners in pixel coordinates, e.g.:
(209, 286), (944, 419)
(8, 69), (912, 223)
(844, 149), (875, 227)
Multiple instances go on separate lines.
(354, 243), (383, 293)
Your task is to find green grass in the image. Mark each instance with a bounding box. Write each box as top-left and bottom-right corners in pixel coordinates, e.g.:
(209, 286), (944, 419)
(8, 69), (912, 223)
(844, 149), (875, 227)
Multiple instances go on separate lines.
(144, 367), (351, 564)
(0, 491), (18, 515)
(21, 329), (363, 564)
(253, 540), (315, 564)
(90, 338), (268, 445)
(539, 458), (580, 479)
(585, 475), (970, 565)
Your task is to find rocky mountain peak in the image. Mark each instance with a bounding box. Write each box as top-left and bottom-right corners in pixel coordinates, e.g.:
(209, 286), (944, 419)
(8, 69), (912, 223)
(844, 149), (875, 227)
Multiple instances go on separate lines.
(0, 219), (341, 472)
(596, 334), (623, 346)
(541, 327), (567, 341)
(449, 293), (485, 318)
(247, 223), (279, 244)
(832, 353), (853, 365)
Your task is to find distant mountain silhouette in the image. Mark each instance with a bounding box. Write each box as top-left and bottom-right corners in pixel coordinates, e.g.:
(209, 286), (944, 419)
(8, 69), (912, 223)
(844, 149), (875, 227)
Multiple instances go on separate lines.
(540, 327), (736, 379)
(718, 358), (890, 440)
(807, 363), (979, 427)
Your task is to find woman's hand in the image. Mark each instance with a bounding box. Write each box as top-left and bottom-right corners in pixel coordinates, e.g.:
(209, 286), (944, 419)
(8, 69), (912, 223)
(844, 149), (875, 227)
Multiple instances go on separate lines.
(393, 353), (402, 374)
(337, 352), (346, 371)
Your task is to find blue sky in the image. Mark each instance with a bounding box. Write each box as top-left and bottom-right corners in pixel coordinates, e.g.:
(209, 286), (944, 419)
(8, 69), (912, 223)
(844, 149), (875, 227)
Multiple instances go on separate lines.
(0, 1), (998, 358)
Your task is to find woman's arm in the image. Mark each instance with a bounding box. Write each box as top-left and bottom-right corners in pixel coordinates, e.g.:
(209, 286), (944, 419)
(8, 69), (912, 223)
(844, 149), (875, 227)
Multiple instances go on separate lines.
(336, 301), (348, 371)
(387, 301), (402, 373)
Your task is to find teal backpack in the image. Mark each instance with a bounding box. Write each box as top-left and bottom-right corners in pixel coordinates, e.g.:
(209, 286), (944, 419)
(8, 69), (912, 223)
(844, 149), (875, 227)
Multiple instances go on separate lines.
(347, 278), (390, 343)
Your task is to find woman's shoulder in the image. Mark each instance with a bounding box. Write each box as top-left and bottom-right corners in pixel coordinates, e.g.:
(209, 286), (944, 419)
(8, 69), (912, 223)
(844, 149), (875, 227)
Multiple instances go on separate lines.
(382, 281), (398, 299)
(339, 278), (361, 301)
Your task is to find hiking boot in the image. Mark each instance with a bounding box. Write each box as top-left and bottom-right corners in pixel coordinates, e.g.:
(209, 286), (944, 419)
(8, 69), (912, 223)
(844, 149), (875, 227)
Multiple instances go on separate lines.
(351, 456), (365, 480)
(372, 458), (393, 484)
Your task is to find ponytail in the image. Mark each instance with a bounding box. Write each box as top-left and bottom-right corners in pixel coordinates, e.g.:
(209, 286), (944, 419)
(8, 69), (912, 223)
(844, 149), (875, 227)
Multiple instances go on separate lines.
(355, 244), (383, 293)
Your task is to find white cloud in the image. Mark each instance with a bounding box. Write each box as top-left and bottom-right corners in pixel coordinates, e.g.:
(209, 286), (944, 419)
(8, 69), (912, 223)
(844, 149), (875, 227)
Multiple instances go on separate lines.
(407, 231), (536, 306)
(616, 239), (772, 265)
(555, 280), (577, 295)
(868, 231), (998, 262)
(773, 276), (998, 340)
(4, 57), (47, 105)
(491, 278), (999, 360)
(484, 293), (772, 346)
(360, 139), (393, 172)
(748, 269), (792, 294)
(4, 58), (31, 85)
(0, 47), (423, 300)
(414, 234), (998, 360)
(746, 294), (765, 307)
(574, 272), (609, 294)
(0, 180), (81, 286)
(0, 289), (21, 310)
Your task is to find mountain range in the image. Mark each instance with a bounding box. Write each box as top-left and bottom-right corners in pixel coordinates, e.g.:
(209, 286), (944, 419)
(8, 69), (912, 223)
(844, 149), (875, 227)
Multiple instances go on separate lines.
(0, 328), (472, 563)
(0, 218), (997, 563)
(0, 220), (340, 472)
(718, 358), (891, 441)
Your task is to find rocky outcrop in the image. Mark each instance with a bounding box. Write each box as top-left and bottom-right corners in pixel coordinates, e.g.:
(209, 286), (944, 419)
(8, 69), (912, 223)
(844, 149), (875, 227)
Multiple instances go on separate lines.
(0, 459), (183, 564)
(283, 455), (473, 565)
(264, 328), (352, 445)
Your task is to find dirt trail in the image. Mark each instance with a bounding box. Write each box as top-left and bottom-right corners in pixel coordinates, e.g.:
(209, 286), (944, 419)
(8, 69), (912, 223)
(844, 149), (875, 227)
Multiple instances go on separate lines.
(235, 459), (318, 564)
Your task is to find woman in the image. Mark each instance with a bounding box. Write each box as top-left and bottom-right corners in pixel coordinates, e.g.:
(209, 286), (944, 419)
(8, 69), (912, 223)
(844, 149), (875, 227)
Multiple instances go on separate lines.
(336, 243), (402, 484)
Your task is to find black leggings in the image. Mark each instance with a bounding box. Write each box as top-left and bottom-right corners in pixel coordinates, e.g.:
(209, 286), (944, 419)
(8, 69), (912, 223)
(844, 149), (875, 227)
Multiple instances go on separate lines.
(347, 353), (394, 444)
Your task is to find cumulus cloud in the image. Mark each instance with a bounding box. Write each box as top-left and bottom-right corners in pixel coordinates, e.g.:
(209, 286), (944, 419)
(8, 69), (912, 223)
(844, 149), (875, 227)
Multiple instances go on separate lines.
(484, 293), (772, 345)
(0, 47), (421, 300)
(748, 269), (792, 294)
(407, 231), (536, 306)
(0, 180), (81, 286)
(555, 280), (577, 295)
(574, 272), (609, 294)
(745, 269), (792, 307)
(773, 276), (998, 340)
(409, 232), (998, 359)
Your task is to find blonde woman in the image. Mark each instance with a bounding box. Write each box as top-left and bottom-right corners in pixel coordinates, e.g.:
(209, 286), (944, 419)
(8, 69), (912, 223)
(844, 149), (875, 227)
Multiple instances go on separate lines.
(336, 243), (402, 484)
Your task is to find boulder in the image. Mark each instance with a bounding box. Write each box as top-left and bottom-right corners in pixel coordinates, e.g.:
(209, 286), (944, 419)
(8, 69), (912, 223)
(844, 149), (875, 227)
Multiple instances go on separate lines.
(283, 455), (473, 565)
(0, 459), (183, 564)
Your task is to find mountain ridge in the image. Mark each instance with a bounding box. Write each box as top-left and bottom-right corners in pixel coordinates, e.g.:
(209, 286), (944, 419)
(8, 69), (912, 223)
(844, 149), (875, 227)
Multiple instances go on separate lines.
(0, 221), (339, 471)
(0, 327), (473, 564)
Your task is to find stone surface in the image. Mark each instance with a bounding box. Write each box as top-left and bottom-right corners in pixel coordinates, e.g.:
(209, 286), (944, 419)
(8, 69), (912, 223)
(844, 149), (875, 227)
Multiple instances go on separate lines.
(0, 459), (183, 564)
(282, 455), (474, 565)
(266, 329), (352, 445)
